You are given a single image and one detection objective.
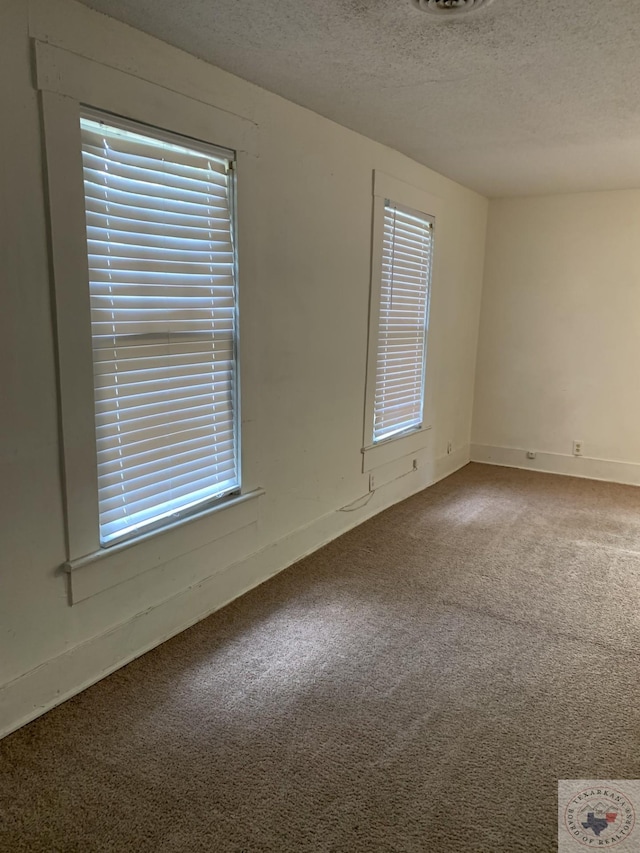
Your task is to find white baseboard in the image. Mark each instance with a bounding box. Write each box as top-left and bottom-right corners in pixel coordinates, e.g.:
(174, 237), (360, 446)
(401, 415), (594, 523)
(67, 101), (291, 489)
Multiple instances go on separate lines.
(471, 443), (640, 487)
(0, 446), (469, 740)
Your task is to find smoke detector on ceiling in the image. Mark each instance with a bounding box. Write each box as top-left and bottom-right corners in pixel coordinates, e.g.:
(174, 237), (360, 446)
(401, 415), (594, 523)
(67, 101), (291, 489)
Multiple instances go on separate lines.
(412, 0), (496, 18)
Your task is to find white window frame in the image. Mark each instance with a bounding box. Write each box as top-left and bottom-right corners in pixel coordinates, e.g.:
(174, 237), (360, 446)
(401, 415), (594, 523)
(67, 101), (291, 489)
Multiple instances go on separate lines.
(35, 41), (264, 602)
(362, 171), (442, 472)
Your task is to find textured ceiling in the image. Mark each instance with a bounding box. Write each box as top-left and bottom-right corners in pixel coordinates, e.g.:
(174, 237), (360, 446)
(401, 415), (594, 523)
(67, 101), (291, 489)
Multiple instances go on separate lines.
(77, 0), (640, 197)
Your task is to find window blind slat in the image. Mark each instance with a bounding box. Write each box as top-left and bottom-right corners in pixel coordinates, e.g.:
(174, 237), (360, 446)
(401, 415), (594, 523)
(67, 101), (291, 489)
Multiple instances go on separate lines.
(85, 197), (231, 229)
(97, 426), (234, 473)
(90, 255), (235, 269)
(94, 354), (234, 382)
(384, 233), (432, 252)
(381, 275), (430, 289)
(82, 137), (229, 174)
(99, 476), (239, 531)
(81, 113), (239, 544)
(382, 259), (430, 276)
(83, 167), (230, 206)
(94, 364), (233, 392)
(379, 285), (428, 299)
(86, 214), (229, 241)
(89, 269), (234, 286)
(83, 181), (230, 219)
(99, 445), (236, 499)
(91, 296), (236, 312)
(97, 409), (234, 448)
(94, 380), (234, 413)
(90, 286), (235, 301)
(95, 390), (233, 426)
(87, 226), (232, 252)
(100, 465), (237, 522)
(91, 320), (234, 339)
(82, 153), (229, 192)
(82, 143), (230, 178)
(372, 202), (433, 443)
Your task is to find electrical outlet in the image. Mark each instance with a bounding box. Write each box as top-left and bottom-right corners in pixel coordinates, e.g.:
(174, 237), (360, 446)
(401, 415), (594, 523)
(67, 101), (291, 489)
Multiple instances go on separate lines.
(573, 440), (583, 457)
(447, 441), (452, 455)
(526, 451), (536, 460)
(369, 472), (376, 491)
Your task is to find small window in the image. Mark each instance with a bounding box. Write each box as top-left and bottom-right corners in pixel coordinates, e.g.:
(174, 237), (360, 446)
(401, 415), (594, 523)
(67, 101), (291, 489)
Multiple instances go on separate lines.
(372, 200), (433, 444)
(80, 110), (240, 545)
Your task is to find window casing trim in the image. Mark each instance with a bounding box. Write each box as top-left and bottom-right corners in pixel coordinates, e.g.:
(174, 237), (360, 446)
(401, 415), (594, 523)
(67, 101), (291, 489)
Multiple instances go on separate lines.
(37, 41), (262, 600)
(362, 171), (443, 472)
(65, 487), (265, 604)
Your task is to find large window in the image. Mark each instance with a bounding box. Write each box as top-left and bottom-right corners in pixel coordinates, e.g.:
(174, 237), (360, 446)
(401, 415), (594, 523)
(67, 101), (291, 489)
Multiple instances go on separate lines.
(371, 200), (433, 444)
(80, 111), (240, 545)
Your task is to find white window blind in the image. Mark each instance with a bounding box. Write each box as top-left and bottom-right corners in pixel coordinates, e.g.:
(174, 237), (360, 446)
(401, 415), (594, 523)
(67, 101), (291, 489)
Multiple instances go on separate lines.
(373, 201), (433, 443)
(80, 111), (239, 545)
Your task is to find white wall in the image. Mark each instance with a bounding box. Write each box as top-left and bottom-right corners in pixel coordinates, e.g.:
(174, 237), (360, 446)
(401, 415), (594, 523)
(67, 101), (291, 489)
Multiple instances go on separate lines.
(0, 0), (487, 737)
(473, 190), (640, 482)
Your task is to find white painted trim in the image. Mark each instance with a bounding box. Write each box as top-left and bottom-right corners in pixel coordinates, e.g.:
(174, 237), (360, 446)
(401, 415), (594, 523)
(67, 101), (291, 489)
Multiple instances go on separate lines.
(425, 443), (469, 485)
(41, 90), (101, 559)
(66, 489), (265, 604)
(471, 444), (640, 487)
(0, 447), (469, 740)
(373, 171), (442, 217)
(362, 425), (432, 471)
(362, 171), (442, 462)
(28, 0), (261, 128)
(33, 41), (258, 155)
(37, 40), (263, 597)
(362, 191), (386, 448)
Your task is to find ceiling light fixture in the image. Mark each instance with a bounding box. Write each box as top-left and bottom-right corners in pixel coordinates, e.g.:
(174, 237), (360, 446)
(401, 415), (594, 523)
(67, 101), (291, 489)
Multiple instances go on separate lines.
(411, 0), (496, 18)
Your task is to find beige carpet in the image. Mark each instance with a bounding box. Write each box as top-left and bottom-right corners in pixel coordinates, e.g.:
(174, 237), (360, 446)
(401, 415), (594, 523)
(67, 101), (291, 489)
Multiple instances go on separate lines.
(2, 462), (640, 852)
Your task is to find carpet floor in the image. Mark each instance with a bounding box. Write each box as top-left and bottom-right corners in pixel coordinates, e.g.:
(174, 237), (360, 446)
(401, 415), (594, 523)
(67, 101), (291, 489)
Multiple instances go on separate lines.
(2, 462), (640, 852)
